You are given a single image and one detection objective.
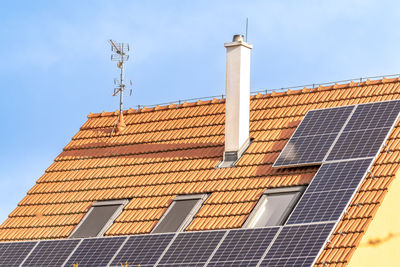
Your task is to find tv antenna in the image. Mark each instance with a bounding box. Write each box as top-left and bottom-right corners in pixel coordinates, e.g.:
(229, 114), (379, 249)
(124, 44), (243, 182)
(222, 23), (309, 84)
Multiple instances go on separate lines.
(109, 39), (132, 114)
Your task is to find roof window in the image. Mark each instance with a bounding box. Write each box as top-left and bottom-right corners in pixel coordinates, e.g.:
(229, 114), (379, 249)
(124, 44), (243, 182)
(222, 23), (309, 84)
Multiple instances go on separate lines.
(152, 194), (207, 233)
(70, 199), (128, 238)
(244, 186), (305, 228)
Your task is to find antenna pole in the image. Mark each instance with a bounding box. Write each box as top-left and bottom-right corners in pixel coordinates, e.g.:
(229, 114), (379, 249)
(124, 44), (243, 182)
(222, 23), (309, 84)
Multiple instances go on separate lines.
(245, 18), (248, 42)
(120, 43), (125, 113)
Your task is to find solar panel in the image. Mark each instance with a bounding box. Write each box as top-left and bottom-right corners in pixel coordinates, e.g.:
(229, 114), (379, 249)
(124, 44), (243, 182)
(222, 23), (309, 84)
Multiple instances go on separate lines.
(64, 236), (126, 267)
(343, 100), (400, 132)
(22, 239), (80, 266)
(273, 133), (338, 167)
(326, 100), (400, 161)
(208, 227), (279, 265)
(293, 106), (354, 137)
(273, 106), (354, 167)
(110, 233), (174, 267)
(305, 159), (373, 193)
(287, 189), (355, 224)
(287, 159), (372, 224)
(260, 223), (335, 267)
(326, 127), (391, 161)
(0, 241), (36, 266)
(157, 230), (226, 266)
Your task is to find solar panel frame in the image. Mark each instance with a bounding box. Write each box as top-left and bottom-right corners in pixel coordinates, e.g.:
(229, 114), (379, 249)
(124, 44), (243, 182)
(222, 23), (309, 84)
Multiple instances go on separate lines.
(64, 236), (126, 267)
(0, 241), (37, 267)
(21, 239), (80, 267)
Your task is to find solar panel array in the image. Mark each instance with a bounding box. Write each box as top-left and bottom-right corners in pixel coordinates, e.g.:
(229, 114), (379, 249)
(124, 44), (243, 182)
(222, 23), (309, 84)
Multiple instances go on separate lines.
(1, 224), (336, 267)
(1, 100), (399, 267)
(274, 100), (400, 167)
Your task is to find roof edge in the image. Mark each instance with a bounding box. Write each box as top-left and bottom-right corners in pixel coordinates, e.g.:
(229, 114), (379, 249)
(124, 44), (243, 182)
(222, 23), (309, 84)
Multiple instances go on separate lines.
(87, 76), (400, 119)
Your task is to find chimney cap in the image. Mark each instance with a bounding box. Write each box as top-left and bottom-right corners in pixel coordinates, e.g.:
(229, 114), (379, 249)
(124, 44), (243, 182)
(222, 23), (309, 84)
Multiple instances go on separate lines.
(232, 34), (244, 42)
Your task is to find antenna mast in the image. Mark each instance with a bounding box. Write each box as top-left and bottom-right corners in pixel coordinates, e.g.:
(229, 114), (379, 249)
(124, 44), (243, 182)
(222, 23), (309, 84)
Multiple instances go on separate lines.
(109, 39), (132, 113)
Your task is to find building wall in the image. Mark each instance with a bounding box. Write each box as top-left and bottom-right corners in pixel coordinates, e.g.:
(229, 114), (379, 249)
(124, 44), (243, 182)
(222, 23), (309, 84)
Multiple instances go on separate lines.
(348, 169), (400, 267)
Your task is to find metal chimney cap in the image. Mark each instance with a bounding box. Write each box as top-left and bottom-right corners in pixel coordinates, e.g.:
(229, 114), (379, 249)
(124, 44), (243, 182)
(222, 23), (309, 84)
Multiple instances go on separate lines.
(232, 34), (244, 42)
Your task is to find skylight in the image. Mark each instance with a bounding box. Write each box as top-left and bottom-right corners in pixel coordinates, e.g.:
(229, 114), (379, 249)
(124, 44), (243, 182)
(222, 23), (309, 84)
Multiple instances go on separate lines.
(70, 199), (128, 238)
(152, 194), (207, 233)
(244, 186), (305, 228)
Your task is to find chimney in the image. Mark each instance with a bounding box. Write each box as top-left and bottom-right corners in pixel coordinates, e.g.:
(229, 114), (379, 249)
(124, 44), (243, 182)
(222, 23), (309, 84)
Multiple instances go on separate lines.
(221, 34), (253, 167)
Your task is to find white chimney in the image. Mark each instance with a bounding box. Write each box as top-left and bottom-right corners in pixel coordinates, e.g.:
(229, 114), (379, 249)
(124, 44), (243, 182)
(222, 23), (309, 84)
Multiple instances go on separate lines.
(221, 34), (253, 167)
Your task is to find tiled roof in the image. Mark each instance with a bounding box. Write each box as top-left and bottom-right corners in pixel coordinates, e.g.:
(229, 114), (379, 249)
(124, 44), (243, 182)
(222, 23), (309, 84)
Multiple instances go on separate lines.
(1, 77), (400, 266)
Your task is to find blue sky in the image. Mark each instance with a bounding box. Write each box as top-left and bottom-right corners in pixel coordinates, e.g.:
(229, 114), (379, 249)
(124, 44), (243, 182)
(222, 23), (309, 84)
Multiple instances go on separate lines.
(0, 0), (400, 222)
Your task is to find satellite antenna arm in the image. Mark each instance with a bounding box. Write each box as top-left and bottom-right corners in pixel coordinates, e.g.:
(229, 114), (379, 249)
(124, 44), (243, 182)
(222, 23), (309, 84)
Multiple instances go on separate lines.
(109, 39), (122, 54)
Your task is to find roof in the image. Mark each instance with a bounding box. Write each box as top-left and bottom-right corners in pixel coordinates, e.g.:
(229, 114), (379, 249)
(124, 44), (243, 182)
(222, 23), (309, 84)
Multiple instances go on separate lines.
(1, 77), (400, 266)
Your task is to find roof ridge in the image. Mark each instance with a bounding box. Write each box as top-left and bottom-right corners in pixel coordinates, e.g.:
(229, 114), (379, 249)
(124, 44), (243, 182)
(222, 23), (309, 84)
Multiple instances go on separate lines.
(87, 76), (400, 118)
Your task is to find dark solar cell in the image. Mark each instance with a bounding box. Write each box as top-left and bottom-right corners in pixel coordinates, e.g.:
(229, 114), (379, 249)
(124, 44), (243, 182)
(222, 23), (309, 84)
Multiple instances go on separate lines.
(343, 100), (400, 132)
(293, 106), (354, 137)
(326, 128), (390, 161)
(158, 230), (225, 265)
(209, 227), (279, 264)
(65, 236), (126, 267)
(207, 260), (259, 266)
(110, 233), (174, 267)
(260, 257), (315, 267)
(306, 159), (372, 193)
(0, 241), (36, 266)
(261, 223), (334, 266)
(157, 264), (207, 267)
(274, 133), (337, 167)
(22, 239), (80, 266)
(286, 189), (355, 224)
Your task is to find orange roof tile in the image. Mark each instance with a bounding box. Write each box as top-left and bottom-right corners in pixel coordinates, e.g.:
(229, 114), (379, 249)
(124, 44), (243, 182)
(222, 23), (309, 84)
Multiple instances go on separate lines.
(1, 77), (400, 266)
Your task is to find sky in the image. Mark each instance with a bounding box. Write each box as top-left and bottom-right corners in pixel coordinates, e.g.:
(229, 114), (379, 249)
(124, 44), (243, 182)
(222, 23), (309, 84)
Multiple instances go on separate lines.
(0, 0), (400, 223)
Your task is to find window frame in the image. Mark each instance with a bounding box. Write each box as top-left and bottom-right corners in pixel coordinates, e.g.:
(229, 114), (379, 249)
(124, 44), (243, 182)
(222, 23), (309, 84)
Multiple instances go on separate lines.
(152, 194), (208, 233)
(243, 186), (305, 228)
(69, 199), (129, 238)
